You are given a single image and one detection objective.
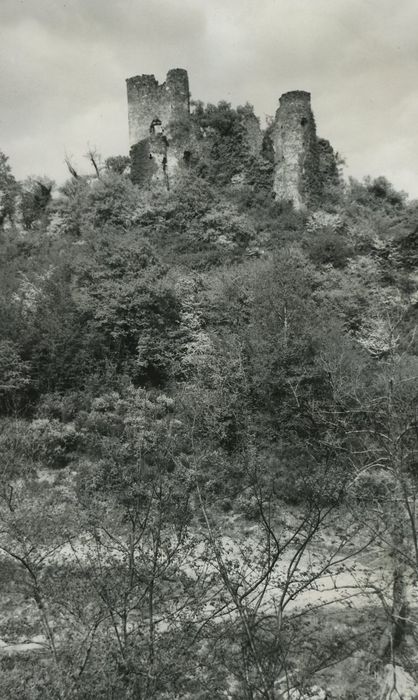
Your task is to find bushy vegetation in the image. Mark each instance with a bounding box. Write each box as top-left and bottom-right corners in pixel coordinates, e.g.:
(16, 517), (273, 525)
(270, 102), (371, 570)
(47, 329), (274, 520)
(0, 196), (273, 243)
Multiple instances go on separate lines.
(0, 123), (417, 699)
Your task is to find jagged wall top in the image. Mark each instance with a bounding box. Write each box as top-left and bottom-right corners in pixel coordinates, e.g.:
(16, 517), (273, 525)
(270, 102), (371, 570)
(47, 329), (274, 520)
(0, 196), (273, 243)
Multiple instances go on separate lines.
(279, 90), (311, 104)
(126, 68), (190, 146)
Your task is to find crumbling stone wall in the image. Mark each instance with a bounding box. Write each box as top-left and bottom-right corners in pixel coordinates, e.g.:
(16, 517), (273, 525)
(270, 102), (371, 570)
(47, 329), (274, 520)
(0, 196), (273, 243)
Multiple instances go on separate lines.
(272, 91), (319, 210)
(126, 69), (190, 146)
(126, 69), (190, 186)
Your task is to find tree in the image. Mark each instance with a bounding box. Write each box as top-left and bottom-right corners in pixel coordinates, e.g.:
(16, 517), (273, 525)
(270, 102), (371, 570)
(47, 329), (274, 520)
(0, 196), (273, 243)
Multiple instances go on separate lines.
(0, 151), (19, 227)
(73, 230), (184, 386)
(180, 437), (372, 699)
(20, 176), (54, 230)
(0, 339), (31, 413)
(302, 293), (418, 686)
(53, 170), (141, 238)
(105, 155), (131, 175)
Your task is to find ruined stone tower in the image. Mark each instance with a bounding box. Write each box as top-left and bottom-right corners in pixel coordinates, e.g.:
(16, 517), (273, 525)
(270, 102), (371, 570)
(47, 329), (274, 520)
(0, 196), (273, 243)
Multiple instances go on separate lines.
(272, 91), (319, 210)
(126, 68), (190, 186)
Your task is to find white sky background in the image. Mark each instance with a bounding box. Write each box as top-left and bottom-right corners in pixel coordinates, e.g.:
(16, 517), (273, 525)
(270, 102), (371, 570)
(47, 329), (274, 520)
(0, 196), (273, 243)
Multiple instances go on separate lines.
(1, 0), (417, 198)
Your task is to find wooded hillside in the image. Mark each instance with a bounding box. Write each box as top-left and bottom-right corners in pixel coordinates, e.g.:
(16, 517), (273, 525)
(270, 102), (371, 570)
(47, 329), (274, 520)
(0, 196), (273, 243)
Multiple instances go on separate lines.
(0, 106), (417, 698)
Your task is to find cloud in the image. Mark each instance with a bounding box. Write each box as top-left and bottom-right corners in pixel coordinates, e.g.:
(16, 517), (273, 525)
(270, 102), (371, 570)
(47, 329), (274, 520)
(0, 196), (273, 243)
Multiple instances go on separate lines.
(0, 0), (207, 45)
(1, 0), (417, 197)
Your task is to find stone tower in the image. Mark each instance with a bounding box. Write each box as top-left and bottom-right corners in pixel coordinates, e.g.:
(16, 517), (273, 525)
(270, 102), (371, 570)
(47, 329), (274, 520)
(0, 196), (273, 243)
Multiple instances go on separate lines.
(272, 91), (319, 210)
(126, 68), (190, 186)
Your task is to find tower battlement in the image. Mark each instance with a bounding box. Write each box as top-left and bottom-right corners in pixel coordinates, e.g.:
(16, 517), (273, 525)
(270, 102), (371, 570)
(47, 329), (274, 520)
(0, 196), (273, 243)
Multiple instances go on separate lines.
(279, 90), (311, 103)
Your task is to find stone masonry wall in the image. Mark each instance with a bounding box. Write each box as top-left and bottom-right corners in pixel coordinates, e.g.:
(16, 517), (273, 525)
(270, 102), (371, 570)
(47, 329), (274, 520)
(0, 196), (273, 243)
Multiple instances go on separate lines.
(126, 69), (190, 186)
(272, 91), (319, 210)
(240, 110), (263, 158)
(126, 69), (190, 146)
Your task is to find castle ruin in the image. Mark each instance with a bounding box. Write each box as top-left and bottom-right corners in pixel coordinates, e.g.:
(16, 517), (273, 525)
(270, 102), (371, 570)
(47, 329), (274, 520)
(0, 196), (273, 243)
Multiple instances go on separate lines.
(126, 69), (338, 207)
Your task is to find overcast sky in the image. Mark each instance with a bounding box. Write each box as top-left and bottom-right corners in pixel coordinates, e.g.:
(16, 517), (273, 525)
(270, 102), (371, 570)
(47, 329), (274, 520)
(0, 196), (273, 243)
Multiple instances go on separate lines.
(1, 0), (417, 197)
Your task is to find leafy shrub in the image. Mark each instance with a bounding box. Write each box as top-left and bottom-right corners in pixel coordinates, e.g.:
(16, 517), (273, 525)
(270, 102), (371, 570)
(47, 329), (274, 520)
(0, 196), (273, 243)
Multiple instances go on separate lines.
(0, 339), (31, 413)
(304, 228), (353, 267)
(28, 418), (80, 468)
(0, 151), (19, 226)
(54, 171), (142, 237)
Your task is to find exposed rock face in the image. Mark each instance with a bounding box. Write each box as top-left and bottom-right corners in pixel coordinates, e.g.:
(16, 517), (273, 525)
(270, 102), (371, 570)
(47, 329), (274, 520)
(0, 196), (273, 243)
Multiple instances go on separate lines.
(126, 69), (190, 186)
(272, 91), (319, 210)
